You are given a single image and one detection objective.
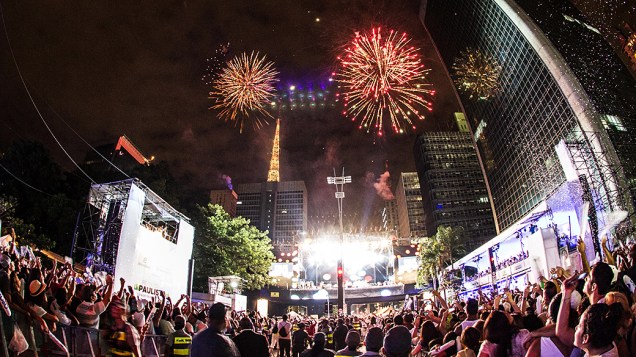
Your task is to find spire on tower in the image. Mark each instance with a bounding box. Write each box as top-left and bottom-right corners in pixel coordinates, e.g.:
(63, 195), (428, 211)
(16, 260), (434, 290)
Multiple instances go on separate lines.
(267, 119), (281, 182)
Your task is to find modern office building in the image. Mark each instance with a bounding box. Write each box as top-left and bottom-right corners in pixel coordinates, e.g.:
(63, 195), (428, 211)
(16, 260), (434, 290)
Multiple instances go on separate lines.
(236, 181), (307, 254)
(209, 189), (238, 217)
(414, 115), (497, 251)
(395, 172), (427, 242)
(381, 199), (399, 234)
(422, 0), (636, 240)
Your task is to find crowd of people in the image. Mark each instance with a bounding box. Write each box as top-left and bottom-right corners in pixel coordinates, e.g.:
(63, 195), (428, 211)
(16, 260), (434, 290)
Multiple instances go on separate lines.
(294, 281), (401, 290)
(494, 251), (530, 272)
(466, 269), (491, 283)
(185, 238), (636, 357)
(3, 228), (636, 357)
(465, 251), (530, 283)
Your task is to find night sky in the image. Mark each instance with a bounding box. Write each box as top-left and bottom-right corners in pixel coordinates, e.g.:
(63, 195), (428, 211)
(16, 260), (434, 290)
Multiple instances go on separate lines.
(0, 1), (462, 222)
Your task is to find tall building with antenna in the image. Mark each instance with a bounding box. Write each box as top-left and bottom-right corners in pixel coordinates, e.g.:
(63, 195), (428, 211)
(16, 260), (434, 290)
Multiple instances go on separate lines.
(236, 118), (307, 256)
(267, 119), (281, 182)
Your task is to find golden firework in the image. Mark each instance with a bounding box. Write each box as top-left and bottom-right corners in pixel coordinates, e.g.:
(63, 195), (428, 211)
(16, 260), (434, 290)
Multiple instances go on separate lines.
(210, 51), (279, 132)
(452, 48), (502, 100)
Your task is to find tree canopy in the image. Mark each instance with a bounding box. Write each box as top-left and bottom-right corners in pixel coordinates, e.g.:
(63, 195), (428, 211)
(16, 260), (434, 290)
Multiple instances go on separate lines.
(192, 204), (274, 292)
(0, 141), (80, 251)
(417, 225), (466, 287)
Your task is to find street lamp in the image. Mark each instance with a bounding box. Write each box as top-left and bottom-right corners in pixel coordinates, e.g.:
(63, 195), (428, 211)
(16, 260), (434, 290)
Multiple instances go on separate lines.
(313, 288), (330, 319)
(327, 169), (352, 313)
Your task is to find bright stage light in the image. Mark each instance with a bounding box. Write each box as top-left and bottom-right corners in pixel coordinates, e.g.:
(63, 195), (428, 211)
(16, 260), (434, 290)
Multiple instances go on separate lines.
(380, 289), (391, 297)
(323, 274), (331, 281)
(301, 234), (391, 273)
(291, 294), (300, 300)
(313, 289), (328, 299)
(257, 299), (268, 317)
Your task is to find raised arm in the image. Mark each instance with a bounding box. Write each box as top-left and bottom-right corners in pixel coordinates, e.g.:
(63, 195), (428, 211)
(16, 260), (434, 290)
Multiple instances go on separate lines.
(600, 236), (616, 266)
(102, 274), (115, 306)
(577, 239), (590, 273)
(505, 290), (522, 314)
(153, 291), (166, 327)
(555, 274), (577, 347)
(432, 290), (448, 310)
(174, 294), (186, 309)
(117, 277), (126, 299)
(521, 284), (531, 312)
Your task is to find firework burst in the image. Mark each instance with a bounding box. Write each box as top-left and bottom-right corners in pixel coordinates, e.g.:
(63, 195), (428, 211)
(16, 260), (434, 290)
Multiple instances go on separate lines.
(202, 42), (231, 86)
(452, 48), (502, 100)
(334, 27), (434, 136)
(209, 51), (279, 132)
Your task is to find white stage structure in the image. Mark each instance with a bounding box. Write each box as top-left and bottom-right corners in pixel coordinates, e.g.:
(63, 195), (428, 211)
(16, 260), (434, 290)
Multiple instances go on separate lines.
(73, 179), (194, 299)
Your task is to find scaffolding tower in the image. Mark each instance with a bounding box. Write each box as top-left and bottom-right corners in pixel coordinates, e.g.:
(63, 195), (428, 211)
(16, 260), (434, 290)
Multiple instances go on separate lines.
(72, 179), (188, 273)
(565, 131), (628, 224)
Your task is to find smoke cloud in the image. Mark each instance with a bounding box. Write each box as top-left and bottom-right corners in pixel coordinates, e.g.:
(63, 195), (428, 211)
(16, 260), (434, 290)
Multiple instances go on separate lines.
(367, 171), (395, 200)
(221, 174), (233, 190)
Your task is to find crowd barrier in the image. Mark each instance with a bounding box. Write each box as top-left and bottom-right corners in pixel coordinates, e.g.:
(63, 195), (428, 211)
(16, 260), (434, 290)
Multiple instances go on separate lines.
(1, 310), (169, 357)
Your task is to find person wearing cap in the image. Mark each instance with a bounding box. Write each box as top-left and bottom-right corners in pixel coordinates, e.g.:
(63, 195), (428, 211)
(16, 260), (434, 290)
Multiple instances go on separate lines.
(232, 316), (269, 357)
(165, 315), (192, 357)
(300, 332), (335, 357)
(382, 325), (412, 357)
(360, 327), (383, 356)
(191, 302), (240, 357)
(292, 322), (311, 357)
(105, 297), (142, 357)
(25, 279), (59, 328)
(0, 254), (49, 336)
(335, 329), (362, 356)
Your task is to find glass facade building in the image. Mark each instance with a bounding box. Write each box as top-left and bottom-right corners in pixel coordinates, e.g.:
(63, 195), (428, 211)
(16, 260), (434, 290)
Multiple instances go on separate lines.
(381, 199), (399, 234)
(414, 131), (496, 251)
(422, 0), (636, 233)
(236, 181), (307, 253)
(395, 172), (428, 240)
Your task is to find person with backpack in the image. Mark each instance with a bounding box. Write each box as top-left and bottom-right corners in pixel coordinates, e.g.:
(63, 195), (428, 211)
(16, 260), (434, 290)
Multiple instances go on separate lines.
(270, 317), (280, 354)
(278, 314), (293, 357)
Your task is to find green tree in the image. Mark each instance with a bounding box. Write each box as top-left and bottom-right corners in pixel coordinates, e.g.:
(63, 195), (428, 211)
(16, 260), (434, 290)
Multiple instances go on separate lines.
(417, 225), (466, 287)
(0, 194), (55, 249)
(192, 204), (274, 292)
(434, 225), (466, 269)
(0, 141), (81, 251)
(417, 235), (440, 286)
